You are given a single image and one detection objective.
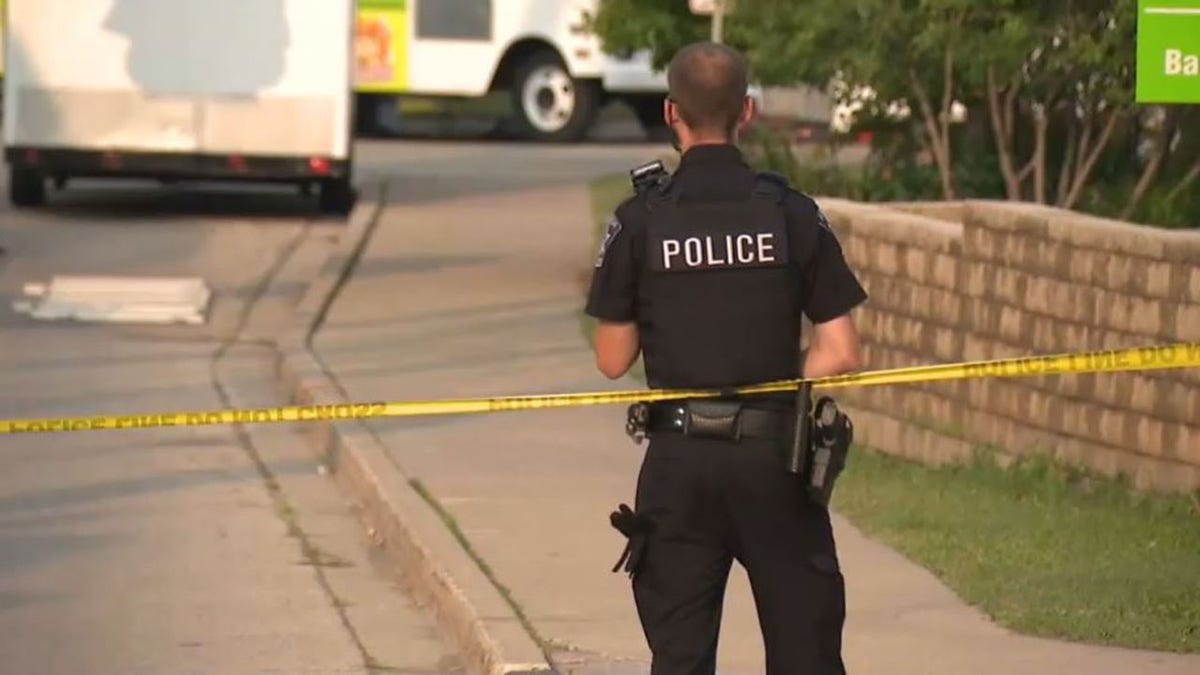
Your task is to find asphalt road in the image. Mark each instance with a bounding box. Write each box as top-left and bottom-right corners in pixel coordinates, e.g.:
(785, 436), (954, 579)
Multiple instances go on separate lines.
(0, 127), (657, 674)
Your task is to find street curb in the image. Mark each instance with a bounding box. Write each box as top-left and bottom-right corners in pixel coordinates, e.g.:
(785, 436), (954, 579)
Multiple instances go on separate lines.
(272, 184), (553, 675)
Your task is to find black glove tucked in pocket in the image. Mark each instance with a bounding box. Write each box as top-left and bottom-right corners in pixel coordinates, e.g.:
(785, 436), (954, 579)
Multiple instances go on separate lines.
(609, 503), (655, 578)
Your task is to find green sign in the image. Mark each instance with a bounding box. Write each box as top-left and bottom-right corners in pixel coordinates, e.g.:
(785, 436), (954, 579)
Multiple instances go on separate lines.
(1137, 0), (1200, 103)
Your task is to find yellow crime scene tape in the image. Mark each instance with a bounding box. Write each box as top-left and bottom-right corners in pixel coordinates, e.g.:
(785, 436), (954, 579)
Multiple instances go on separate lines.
(2, 342), (1198, 435)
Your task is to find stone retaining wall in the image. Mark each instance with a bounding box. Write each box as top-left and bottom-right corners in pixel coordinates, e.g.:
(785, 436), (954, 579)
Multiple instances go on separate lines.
(818, 199), (1200, 492)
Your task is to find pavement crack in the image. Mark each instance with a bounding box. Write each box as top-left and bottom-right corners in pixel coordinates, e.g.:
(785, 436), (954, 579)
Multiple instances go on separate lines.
(291, 183), (556, 670)
(408, 478), (554, 660)
(204, 219), (382, 673)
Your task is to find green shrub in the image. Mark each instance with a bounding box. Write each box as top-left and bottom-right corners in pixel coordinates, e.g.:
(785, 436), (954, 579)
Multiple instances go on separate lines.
(747, 127), (1198, 228)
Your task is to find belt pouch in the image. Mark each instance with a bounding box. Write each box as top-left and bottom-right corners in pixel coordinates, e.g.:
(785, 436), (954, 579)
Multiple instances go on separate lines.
(682, 400), (743, 440)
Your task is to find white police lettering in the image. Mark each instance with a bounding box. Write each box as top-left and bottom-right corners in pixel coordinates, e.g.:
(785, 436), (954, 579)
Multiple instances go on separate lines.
(736, 234), (755, 263)
(662, 233), (778, 270)
(757, 233), (775, 261)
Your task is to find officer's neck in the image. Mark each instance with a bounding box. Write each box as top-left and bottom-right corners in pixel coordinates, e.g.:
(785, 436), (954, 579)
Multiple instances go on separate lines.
(679, 137), (737, 154)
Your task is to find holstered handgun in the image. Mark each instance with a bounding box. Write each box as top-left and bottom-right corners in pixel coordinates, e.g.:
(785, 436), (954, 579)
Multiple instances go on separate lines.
(786, 382), (814, 475)
(787, 383), (854, 506)
(807, 397), (853, 506)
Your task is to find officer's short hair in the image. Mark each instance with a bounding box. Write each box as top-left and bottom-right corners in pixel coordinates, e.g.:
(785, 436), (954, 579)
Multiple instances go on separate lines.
(666, 42), (750, 137)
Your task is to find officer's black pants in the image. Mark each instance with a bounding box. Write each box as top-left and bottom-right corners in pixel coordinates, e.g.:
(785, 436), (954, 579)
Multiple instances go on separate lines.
(630, 433), (846, 675)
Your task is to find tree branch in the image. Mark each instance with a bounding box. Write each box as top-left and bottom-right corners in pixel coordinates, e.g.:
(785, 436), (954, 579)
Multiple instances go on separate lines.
(1032, 106), (1049, 204)
(1003, 76), (1020, 142)
(987, 66), (1021, 199)
(941, 43), (955, 135)
(909, 71), (942, 156)
(1063, 108), (1124, 209)
(909, 68), (955, 199)
(1121, 108), (1175, 220)
(1165, 155), (1200, 204)
(1056, 123), (1077, 206)
(1075, 113), (1094, 183)
(1057, 112), (1091, 207)
(939, 43), (956, 199)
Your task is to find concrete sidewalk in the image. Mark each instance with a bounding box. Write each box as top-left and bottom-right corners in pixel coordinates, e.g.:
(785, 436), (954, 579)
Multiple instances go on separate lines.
(0, 197), (462, 674)
(308, 179), (1200, 674)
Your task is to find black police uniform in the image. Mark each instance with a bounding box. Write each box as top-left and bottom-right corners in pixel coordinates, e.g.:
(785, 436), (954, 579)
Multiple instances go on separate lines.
(585, 144), (868, 675)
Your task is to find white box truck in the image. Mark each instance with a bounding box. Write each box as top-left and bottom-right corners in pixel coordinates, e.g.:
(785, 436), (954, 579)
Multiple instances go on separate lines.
(352, 0), (672, 141)
(2, 0), (356, 213)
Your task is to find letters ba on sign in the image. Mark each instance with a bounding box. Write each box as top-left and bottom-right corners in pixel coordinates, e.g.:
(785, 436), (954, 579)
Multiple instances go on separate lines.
(1136, 1), (1200, 103)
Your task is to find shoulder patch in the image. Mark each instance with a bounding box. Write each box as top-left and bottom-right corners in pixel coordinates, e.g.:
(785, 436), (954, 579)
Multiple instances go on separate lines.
(815, 207), (833, 232)
(756, 171), (789, 188)
(594, 215), (623, 268)
(752, 171), (789, 204)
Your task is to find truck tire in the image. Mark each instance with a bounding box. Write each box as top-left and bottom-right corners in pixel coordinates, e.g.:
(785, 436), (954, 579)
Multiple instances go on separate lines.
(10, 167), (46, 207)
(318, 177), (355, 216)
(511, 50), (599, 142)
(355, 93), (403, 137)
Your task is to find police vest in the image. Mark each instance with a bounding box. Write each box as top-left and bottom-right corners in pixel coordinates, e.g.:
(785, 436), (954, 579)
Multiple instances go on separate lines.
(634, 173), (805, 390)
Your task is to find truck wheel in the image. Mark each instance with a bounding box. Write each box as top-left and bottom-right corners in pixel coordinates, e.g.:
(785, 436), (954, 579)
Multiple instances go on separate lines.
(10, 167), (46, 207)
(355, 93), (403, 137)
(511, 51), (599, 142)
(318, 177), (355, 216)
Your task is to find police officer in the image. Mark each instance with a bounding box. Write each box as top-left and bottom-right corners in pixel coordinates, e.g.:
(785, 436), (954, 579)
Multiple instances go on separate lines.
(585, 42), (867, 675)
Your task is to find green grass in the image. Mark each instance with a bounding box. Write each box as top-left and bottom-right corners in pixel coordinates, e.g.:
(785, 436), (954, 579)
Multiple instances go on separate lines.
(408, 478), (551, 651)
(590, 174), (633, 227)
(835, 448), (1200, 653)
(585, 172), (1200, 654)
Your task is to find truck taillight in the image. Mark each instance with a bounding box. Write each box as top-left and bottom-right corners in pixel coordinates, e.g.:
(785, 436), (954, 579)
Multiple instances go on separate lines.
(23, 149), (39, 165)
(308, 157), (330, 175)
(228, 155), (248, 172)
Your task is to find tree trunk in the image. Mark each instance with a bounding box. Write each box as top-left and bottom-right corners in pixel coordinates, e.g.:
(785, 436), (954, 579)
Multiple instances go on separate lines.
(1056, 124), (1077, 206)
(1121, 108), (1175, 220)
(909, 69), (956, 200)
(986, 67), (1021, 200)
(938, 44), (957, 200)
(1032, 107), (1049, 204)
(1062, 110), (1123, 209)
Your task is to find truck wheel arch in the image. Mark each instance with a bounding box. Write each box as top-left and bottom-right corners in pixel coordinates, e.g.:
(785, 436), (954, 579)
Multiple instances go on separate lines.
(488, 37), (564, 92)
(493, 39), (601, 142)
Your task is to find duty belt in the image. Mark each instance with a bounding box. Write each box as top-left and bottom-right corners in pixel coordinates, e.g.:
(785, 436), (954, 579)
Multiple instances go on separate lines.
(634, 400), (791, 443)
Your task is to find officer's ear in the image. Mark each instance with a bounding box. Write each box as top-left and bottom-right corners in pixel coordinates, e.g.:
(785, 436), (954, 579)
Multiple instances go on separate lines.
(663, 98), (681, 129)
(737, 95), (757, 132)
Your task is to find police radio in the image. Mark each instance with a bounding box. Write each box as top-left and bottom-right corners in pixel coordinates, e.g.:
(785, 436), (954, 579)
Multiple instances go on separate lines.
(630, 160), (669, 195)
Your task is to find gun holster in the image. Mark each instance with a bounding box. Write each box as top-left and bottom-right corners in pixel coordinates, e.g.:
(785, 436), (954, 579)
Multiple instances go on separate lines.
(786, 382), (854, 506)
